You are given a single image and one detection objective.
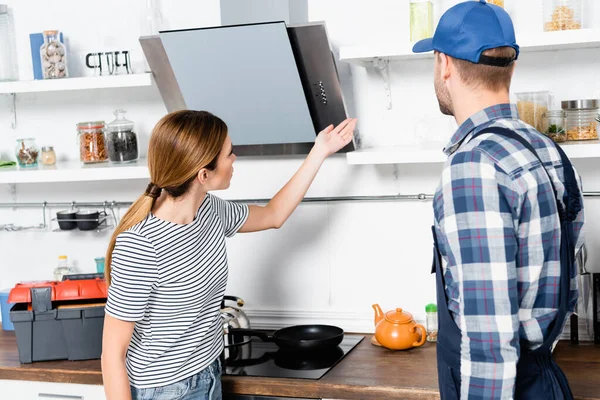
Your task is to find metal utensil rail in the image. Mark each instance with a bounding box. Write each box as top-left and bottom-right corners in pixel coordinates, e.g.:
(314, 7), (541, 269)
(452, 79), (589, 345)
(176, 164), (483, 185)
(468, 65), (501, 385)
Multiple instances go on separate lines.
(0, 191), (599, 231)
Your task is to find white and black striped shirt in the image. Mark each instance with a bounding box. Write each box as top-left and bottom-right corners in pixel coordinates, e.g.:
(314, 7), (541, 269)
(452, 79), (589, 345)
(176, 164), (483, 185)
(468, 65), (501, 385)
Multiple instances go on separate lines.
(105, 194), (249, 389)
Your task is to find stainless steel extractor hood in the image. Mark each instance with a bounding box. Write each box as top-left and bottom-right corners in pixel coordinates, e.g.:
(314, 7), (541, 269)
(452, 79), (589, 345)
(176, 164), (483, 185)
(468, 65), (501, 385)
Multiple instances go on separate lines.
(140, 21), (353, 156)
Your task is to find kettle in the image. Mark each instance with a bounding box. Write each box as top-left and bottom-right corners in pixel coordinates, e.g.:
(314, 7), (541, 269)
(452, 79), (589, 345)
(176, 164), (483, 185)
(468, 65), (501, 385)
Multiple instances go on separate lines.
(221, 295), (251, 347)
(372, 304), (427, 350)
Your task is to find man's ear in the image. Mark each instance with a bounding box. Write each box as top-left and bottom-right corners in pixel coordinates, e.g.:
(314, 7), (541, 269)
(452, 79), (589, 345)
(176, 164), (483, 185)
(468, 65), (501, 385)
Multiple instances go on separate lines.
(197, 168), (210, 185)
(439, 53), (452, 82)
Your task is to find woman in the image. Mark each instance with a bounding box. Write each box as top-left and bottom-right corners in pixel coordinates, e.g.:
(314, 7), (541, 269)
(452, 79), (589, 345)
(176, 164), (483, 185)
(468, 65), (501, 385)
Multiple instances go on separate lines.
(101, 109), (356, 400)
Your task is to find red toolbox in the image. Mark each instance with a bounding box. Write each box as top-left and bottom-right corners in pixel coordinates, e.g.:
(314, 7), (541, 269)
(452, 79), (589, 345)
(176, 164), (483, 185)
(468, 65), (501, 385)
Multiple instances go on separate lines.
(8, 274), (107, 363)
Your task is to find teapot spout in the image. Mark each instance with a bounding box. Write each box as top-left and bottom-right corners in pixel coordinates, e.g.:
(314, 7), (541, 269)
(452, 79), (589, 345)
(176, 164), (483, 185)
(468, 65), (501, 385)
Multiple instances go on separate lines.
(372, 304), (384, 326)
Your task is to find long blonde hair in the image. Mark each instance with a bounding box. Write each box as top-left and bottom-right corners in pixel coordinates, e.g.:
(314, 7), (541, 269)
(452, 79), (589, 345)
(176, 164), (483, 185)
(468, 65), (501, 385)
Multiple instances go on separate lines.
(105, 110), (228, 284)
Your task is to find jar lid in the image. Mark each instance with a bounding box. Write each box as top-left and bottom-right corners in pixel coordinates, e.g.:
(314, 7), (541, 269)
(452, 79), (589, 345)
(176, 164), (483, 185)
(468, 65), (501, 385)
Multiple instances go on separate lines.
(106, 109), (134, 132)
(384, 308), (414, 324)
(16, 137), (35, 141)
(43, 30), (59, 36)
(546, 109), (565, 117)
(77, 121), (105, 130)
(561, 99), (600, 110)
(41, 146), (54, 152)
(425, 303), (437, 313)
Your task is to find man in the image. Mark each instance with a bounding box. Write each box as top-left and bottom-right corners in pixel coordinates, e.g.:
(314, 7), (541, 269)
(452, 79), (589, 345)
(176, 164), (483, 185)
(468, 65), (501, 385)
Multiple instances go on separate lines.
(413, 1), (585, 399)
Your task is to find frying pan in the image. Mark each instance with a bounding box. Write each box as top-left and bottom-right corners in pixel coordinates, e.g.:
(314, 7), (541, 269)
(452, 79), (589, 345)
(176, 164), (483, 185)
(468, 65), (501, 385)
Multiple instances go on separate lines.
(230, 324), (344, 352)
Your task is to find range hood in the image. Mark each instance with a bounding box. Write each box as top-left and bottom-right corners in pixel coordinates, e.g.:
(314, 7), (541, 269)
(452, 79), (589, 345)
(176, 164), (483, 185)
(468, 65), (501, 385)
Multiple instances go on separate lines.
(140, 21), (353, 157)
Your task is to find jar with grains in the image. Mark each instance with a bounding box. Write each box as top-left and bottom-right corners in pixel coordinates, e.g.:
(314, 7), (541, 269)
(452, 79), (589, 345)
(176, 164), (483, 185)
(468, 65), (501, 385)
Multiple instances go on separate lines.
(77, 121), (108, 164)
(562, 100), (599, 141)
(543, 0), (584, 32)
(516, 91), (555, 133)
(40, 30), (68, 79)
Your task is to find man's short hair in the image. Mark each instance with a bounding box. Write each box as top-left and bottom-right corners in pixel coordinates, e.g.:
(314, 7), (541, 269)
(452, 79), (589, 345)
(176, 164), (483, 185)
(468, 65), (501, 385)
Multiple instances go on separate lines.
(449, 47), (517, 92)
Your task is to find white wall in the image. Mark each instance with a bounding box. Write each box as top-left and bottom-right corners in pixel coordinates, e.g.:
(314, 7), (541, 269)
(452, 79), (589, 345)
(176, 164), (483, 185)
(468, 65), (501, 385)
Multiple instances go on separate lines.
(0, 0), (599, 335)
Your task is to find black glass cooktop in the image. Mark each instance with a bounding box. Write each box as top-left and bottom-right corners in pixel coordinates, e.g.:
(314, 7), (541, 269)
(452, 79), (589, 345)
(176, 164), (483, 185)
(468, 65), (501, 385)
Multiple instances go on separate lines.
(222, 335), (364, 380)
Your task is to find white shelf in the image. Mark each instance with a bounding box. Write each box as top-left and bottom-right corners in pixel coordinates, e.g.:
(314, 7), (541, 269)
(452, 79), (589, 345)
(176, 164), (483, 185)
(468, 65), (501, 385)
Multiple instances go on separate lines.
(0, 160), (149, 184)
(0, 73), (153, 94)
(346, 141), (600, 165)
(340, 29), (600, 66)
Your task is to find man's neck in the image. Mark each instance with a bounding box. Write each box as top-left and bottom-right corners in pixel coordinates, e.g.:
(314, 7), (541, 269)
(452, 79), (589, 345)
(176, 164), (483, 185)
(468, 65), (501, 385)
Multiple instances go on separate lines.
(453, 89), (511, 127)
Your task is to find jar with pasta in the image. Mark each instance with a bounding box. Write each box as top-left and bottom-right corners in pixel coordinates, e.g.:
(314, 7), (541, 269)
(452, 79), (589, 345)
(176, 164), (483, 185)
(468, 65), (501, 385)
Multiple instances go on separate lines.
(77, 121), (108, 164)
(543, 0), (584, 32)
(516, 91), (555, 133)
(562, 100), (599, 141)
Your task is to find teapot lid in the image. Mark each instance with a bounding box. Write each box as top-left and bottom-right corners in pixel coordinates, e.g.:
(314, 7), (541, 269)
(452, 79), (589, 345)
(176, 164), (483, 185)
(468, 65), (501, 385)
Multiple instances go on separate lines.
(384, 308), (414, 324)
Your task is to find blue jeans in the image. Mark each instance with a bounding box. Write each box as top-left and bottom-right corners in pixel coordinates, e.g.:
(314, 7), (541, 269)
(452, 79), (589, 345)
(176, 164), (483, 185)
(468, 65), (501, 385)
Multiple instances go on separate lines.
(131, 359), (222, 400)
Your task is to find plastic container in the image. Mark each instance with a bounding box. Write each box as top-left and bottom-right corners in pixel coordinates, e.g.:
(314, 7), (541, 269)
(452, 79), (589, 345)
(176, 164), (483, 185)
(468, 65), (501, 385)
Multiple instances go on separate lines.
(0, 289), (15, 331)
(105, 109), (139, 163)
(425, 303), (438, 342)
(562, 99), (600, 141)
(94, 257), (105, 274)
(516, 91), (555, 133)
(0, 5), (18, 81)
(15, 138), (39, 168)
(544, 110), (567, 143)
(8, 277), (107, 363)
(40, 30), (68, 79)
(410, 0), (433, 42)
(544, 0), (583, 32)
(54, 255), (71, 281)
(77, 121), (108, 164)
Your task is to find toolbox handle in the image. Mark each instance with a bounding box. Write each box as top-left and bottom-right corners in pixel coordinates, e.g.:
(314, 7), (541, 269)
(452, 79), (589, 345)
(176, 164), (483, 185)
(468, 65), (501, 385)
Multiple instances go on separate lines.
(62, 273), (104, 281)
(31, 287), (52, 312)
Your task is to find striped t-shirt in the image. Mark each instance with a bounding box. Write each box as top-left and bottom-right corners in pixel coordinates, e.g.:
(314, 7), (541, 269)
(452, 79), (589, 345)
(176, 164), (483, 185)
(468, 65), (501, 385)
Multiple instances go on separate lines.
(105, 193), (249, 389)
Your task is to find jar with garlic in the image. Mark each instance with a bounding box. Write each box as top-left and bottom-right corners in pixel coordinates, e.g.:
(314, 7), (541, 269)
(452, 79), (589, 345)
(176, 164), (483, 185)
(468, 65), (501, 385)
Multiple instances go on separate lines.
(40, 30), (69, 79)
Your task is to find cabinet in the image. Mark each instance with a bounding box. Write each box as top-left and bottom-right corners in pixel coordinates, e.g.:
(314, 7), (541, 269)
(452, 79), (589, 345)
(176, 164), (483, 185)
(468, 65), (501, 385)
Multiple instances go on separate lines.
(0, 380), (105, 400)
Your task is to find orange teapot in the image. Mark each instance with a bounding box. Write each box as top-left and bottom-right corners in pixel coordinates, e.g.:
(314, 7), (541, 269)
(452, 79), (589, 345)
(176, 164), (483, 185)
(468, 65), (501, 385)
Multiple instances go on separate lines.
(372, 304), (427, 350)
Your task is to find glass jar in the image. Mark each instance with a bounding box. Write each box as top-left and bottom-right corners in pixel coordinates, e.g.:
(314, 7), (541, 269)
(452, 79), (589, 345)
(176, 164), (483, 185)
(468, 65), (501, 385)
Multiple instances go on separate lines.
(77, 121), (108, 164)
(562, 100), (599, 141)
(0, 5), (18, 81)
(516, 91), (555, 133)
(544, 110), (567, 143)
(105, 109), (139, 163)
(410, 0), (434, 42)
(40, 30), (68, 79)
(425, 303), (438, 342)
(41, 146), (57, 165)
(15, 138), (39, 168)
(544, 0), (583, 32)
(53, 255), (72, 281)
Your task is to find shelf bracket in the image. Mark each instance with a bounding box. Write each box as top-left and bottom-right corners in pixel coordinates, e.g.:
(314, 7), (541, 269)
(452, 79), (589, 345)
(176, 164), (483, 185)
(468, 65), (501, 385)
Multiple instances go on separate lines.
(4, 93), (17, 129)
(373, 57), (392, 110)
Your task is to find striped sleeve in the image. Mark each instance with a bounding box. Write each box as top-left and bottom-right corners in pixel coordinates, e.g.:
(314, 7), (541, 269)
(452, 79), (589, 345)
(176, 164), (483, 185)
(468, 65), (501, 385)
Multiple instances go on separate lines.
(209, 194), (249, 237)
(105, 231), (159, 322)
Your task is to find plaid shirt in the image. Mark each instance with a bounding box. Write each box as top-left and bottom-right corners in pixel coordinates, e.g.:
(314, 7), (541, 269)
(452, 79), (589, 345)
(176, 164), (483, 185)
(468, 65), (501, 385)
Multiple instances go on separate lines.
(433, 104), (585, 400)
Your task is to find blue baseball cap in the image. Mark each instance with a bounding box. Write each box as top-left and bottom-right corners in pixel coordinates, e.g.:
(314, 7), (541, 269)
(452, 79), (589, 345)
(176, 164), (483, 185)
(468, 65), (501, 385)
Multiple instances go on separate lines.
(413, 0), (519, 66)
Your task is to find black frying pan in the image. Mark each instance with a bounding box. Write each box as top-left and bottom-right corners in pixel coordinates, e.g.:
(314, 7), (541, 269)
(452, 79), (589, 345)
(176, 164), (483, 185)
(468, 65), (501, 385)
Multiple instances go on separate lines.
(230, 325), (344, 352)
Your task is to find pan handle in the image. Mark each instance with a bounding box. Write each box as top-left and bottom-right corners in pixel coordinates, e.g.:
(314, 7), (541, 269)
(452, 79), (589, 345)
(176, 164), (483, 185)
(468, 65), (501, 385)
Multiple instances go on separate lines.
(229, 328), (273, 342)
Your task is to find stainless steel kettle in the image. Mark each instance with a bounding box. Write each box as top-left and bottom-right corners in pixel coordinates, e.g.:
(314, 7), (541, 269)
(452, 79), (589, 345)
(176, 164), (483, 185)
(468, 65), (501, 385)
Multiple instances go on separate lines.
(221, 295), (251, 347)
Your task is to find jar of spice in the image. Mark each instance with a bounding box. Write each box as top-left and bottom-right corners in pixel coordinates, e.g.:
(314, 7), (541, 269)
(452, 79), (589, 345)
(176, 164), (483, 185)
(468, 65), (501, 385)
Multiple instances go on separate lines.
(410, 0), (433, 42)
(562, 100), (599, 141)
(41, 146), (57, 165)
(40, 30), (68, 79)
(105, 109), (139, 163)
(544, 110), (567, 143)
(15, 138), (39, 168)
(77, 121), (108, 164)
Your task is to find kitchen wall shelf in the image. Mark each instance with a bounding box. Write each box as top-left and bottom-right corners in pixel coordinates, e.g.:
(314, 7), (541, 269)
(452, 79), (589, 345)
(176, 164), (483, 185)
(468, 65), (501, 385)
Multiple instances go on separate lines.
(0, 160), (149, 184)
(0, 73), (153, 94)
(346, 141), (600, 165)
(339, 29), (600, 66)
